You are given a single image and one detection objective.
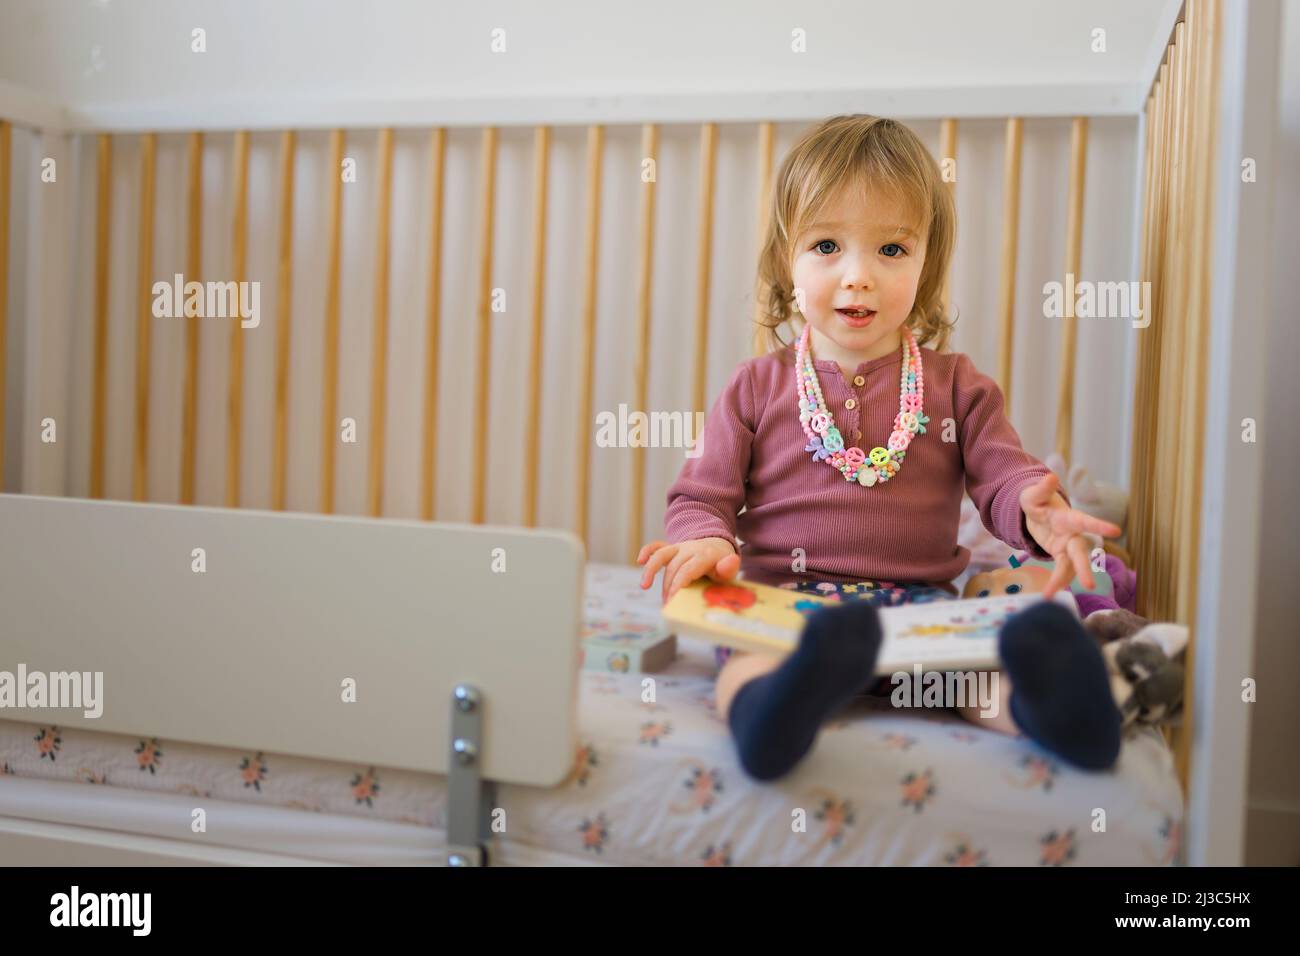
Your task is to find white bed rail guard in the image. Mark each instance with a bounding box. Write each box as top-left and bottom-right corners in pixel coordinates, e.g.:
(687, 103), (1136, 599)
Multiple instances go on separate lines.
(0, 493), (585, 865)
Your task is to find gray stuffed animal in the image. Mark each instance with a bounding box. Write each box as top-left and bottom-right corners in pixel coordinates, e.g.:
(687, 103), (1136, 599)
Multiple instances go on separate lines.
(1083, 611), (1187, 729)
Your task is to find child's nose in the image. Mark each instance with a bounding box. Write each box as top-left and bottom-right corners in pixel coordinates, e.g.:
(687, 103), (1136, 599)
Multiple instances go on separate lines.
(840, 255), (876, 290)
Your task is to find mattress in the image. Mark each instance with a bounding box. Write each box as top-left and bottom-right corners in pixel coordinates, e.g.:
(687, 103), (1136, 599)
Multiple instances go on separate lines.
(0, 562), (1184, 866)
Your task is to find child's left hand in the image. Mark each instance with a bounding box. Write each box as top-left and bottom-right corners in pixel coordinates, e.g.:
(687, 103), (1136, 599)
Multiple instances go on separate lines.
(1020, 472), (1124, 599)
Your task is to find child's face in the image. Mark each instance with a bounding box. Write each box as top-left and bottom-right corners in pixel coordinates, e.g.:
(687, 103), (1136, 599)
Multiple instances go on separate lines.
(790, 184), (927, 369)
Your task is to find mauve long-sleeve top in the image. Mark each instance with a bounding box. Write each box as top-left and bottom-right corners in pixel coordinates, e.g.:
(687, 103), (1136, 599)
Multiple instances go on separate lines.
(663, 342), (1062, 588)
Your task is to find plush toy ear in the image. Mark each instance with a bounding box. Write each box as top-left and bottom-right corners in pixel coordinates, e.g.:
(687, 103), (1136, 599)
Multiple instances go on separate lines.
(1083, 608), (1149, 644)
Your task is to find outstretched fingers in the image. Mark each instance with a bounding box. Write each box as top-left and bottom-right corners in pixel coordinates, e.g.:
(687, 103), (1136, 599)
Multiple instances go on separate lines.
(1068, 535), (1095, 591)
(639, 542), (678, 590)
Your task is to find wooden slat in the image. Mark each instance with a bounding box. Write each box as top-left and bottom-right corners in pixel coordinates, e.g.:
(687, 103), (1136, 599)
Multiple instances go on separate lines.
(1162, 6), (1196, 777)
(995, 118), (1023, 413)
(693, 123), (717, 418)
(420, 128), (446, 522)
(523, 126), (551, 528)
(367, 128), (394, 518)
(180, 132), (203, 505)
(1155, 26), (1187, 617)
(1128, 87), (1159, 615)
(938, 118), (957, 350)
(1146, 58), (1174, 615)
(132, 133), (157, 502)
(574, 126), (604, 547)
(628, 123), (659, 563)
(1150, 28), (1178, 617)
(1173, 0), (1220, 799)
(226, 130), (249, 508)
(752, 121), (775, 357)
(471, 126), (498, 526)
(1133, 60), (1172, 619)
(1052, 116), (1088, 463)
(320, 129), (345, 514)
(90, 135), (113, 499)
(271, 130), (296, 511)
(0, 121), (10, 488)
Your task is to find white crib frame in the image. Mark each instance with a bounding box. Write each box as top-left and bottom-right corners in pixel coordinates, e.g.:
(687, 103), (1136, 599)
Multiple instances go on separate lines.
(0, 494), (586, 866)
(0, 0), (1284, 865)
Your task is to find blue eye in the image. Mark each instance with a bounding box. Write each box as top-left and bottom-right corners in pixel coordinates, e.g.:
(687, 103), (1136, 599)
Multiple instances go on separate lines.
(977, 589), (990, 598)
(1005, 583), (1022, 594)
(814, 239), (838, 255)
(881, 243), (906, 257)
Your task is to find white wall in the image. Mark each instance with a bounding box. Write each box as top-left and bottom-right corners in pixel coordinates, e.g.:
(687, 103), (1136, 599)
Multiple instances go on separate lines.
(1245, 0), (1300, 867)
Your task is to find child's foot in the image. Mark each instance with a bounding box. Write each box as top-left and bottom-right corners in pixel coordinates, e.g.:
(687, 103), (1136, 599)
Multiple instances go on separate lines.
(999, 602), (1123, 771)
(728, 602), (883, 781)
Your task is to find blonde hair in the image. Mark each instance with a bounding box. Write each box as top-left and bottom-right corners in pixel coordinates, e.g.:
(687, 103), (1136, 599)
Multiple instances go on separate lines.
(754, 115), (957, 360)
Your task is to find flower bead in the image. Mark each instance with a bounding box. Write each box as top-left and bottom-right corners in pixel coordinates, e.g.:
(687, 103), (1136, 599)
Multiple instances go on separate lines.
(888, 429), (911, 452)
(829, 451), (846, 468)
(823, 428), (844, 453)
(858, 467), (878, 487)
(844, 447), (866, 468)
(804, 436), (830, 462)
(915, 412), (929, 433)
(879, 459), (900, 478)
(869, 447), (891, 467)
(903, 393), (924, 412)
(810, 412), (831, 435)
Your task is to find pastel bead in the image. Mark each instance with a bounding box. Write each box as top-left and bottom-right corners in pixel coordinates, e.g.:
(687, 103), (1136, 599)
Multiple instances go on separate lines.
(795, 324), (923, 491)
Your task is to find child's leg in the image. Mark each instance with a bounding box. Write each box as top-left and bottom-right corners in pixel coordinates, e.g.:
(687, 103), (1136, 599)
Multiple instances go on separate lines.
(953, 669), (1019, 736)
(715, 651), (783, 722)
(983, 602), (1122, 770)
(724, 602), (884, 781)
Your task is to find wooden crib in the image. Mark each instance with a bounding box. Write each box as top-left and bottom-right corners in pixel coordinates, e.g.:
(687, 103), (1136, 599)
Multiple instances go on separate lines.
(0, 0), (1278, 864)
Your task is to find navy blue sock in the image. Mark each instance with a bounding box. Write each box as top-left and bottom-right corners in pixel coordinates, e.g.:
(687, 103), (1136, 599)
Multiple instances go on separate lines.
(999, 602), (1123, 771)
(727, 601), (883, 781)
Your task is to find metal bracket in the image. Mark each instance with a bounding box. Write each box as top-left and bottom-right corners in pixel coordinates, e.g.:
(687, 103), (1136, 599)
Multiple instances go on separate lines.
(446, 683), (497, 867)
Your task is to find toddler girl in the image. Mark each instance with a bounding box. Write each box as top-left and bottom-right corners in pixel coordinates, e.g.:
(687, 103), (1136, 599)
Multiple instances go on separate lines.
(638, 115), (1125, 781)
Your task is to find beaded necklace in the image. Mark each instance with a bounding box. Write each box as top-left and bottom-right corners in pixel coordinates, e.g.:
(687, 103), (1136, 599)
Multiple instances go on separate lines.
(795, 323), (928, 486)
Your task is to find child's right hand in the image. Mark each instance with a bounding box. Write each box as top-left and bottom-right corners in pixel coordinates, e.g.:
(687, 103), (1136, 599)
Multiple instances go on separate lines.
(637, 537), (740, 605)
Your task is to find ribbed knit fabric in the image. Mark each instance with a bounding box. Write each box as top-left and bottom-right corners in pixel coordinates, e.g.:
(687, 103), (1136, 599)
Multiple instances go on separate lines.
(664, 343), (1065, 587)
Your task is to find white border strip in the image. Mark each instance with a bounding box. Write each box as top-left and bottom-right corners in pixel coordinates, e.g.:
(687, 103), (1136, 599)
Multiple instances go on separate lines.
(47, 84), (1144, 134)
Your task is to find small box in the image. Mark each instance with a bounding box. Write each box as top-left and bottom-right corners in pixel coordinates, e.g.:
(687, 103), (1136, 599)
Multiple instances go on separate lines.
(580, 623), (678, 674)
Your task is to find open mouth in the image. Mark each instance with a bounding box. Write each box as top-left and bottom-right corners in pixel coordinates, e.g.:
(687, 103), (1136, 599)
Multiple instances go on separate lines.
(836, 308), (877, 325)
